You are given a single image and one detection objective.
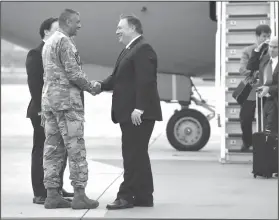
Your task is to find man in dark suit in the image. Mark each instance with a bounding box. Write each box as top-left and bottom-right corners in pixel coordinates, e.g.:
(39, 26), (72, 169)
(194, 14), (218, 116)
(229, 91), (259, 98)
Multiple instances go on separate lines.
(26, 17), (73, 204)
(238, 25), (271, 151)
(95, 15), (162, 209)
(247, 37), (278, 134)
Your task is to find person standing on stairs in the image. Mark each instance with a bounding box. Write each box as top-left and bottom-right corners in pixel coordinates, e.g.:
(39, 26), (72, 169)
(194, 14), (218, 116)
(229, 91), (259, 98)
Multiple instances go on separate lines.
(238, 24), (271, 152)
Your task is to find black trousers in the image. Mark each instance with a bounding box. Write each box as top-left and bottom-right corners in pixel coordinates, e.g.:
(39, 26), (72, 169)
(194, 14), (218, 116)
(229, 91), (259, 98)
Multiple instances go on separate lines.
(30, 115), (67, 197)
(239, 100), (256, 147)
(117, 120), (155, 203)
(263, 98), (278, 133)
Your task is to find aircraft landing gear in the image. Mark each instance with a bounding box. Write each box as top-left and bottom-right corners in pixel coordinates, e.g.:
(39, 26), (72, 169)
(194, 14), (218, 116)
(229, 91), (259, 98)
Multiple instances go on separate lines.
(166, 108), (211, 151)
(165, 78), (215, 151)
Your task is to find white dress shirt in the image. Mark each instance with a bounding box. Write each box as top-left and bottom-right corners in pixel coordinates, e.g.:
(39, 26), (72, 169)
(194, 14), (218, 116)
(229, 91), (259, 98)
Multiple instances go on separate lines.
(266, 56), (278, 97)
(126, 35), (142, 49)
(271, 56), (278, 74)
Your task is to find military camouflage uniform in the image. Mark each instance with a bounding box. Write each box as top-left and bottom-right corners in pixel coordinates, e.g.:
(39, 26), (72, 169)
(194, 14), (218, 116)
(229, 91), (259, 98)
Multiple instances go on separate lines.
(41, 29), (96, 189)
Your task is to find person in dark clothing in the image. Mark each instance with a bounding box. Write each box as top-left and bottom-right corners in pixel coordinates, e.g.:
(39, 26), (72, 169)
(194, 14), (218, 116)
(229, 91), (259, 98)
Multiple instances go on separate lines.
(94, 15), (162, 209)
(238, 25), (271, 151)
(247, 37), (278, 134)
(26, 17), (74, 205)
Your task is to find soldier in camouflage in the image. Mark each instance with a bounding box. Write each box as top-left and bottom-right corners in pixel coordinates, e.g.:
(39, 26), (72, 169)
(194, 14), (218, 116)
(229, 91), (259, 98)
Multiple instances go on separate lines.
(41, 8), (100, 209)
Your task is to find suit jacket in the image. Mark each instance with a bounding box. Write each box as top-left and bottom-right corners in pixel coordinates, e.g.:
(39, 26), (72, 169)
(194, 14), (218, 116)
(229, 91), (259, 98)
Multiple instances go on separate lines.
(239, 44), (258, 101)
(101, 36), (163, 124)
(247, 51), (278, 104)
(26, 40), (85, 118)
(26, 42), (45, 118)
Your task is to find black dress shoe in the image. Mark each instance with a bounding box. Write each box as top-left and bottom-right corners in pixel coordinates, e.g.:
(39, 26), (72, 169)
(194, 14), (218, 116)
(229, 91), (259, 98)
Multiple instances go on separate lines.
(60, 188), (74, 197)
(33, 196), (46, 205)
(106, 199), (134, 210)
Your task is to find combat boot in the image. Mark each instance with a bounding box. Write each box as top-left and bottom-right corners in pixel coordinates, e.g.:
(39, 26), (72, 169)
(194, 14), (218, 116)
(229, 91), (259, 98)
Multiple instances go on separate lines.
(71, 187), (99, 209)
(44, 188), (71, 209)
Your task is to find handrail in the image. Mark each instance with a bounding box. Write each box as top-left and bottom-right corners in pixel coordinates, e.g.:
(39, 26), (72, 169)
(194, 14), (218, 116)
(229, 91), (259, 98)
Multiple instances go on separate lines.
(270, 1), (275, 37)
(220, 1), (227, 162)
(274, 2), (278, 37)
(215, 2), (221, 126)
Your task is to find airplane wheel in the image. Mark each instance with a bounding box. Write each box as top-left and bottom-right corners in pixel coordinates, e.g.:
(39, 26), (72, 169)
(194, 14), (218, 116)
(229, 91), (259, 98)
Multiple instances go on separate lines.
(166, 109), (210, 151)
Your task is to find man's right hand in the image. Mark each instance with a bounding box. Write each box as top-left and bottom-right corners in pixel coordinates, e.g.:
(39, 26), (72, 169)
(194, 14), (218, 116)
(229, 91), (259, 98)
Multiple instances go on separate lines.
(255, 39), (270, 52)
(91, 81), (102, 95)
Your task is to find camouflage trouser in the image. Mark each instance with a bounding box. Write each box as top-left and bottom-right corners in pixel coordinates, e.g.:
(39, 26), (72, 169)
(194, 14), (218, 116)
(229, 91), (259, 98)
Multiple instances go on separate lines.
(41, 110), (88, 189)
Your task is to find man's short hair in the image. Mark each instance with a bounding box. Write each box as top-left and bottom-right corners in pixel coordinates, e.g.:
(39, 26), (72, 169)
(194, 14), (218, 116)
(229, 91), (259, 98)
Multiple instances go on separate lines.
(59, 9), (79, 26)
(255, 24), (271, 36)
(120, 14), (143, 34)
(39, 17), (58, 39)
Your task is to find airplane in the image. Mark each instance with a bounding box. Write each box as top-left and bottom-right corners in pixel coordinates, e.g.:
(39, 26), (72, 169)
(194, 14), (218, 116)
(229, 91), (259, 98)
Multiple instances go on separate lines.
(1, 1), (217, 152)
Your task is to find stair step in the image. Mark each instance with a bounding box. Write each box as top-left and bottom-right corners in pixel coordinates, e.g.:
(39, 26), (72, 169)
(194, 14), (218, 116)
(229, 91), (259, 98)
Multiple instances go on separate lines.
(226, 17), (270, 31)
(226, 47), (245, 59)
(226, 118), (256, 122)
(226, 136), (243, 150)
(227, 72), (243, 76)
(226, 2), (270, 16)
(226, 75), (245, 89)
(226, 106), (240, 119)
(228, 88), (236, 92)
(226, 91), (237, 104)
(229, 149), (253, 153)
(226, 133), (242, 138)
(226, 102), (240, 106)
(228, 14), (269, 18)
(226, 152), (253, 164)
(226, 61), (240, 73)
(227, 58), (241, 61)
(226, 32), (258, 45)
(228, 29), (257, 32)
(228, 43), (254, 47)
(226, 122), (256, 135)
(226, 106), (241, 119)
(228, 1), (268, 3)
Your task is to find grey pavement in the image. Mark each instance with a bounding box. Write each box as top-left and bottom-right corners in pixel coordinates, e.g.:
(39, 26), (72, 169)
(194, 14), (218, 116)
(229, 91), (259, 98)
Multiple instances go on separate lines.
(1, 83), (277, 219)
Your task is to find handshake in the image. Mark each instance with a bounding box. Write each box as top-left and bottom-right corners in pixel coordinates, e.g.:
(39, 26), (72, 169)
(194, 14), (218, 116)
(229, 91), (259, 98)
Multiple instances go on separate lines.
(91, 81), (102, 95)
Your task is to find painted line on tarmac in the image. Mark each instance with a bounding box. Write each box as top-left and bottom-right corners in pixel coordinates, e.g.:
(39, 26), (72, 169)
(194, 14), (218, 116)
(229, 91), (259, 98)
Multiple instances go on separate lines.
(149, 131), (164, 147)
(80, 130), (164, 219)
(80, 172), (123, 219)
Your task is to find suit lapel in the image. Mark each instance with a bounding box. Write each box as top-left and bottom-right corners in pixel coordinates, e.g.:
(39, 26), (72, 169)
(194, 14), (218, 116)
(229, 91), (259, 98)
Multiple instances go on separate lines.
(114, 48), (129, 69)
(112, 36), (143, 74)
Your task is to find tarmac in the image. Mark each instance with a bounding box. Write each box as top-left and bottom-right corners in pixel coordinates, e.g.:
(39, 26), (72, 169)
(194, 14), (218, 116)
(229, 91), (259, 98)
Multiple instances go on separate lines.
(1, 81), (278, 219)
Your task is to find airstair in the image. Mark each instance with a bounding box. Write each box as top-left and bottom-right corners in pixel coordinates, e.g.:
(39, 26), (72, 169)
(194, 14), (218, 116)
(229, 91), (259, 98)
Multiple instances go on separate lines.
(215, 1), (278, 163)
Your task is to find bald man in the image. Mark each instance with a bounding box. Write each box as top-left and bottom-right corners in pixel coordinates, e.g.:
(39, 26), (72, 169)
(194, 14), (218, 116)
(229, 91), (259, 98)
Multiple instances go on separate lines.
(247, 37), (278, 133)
